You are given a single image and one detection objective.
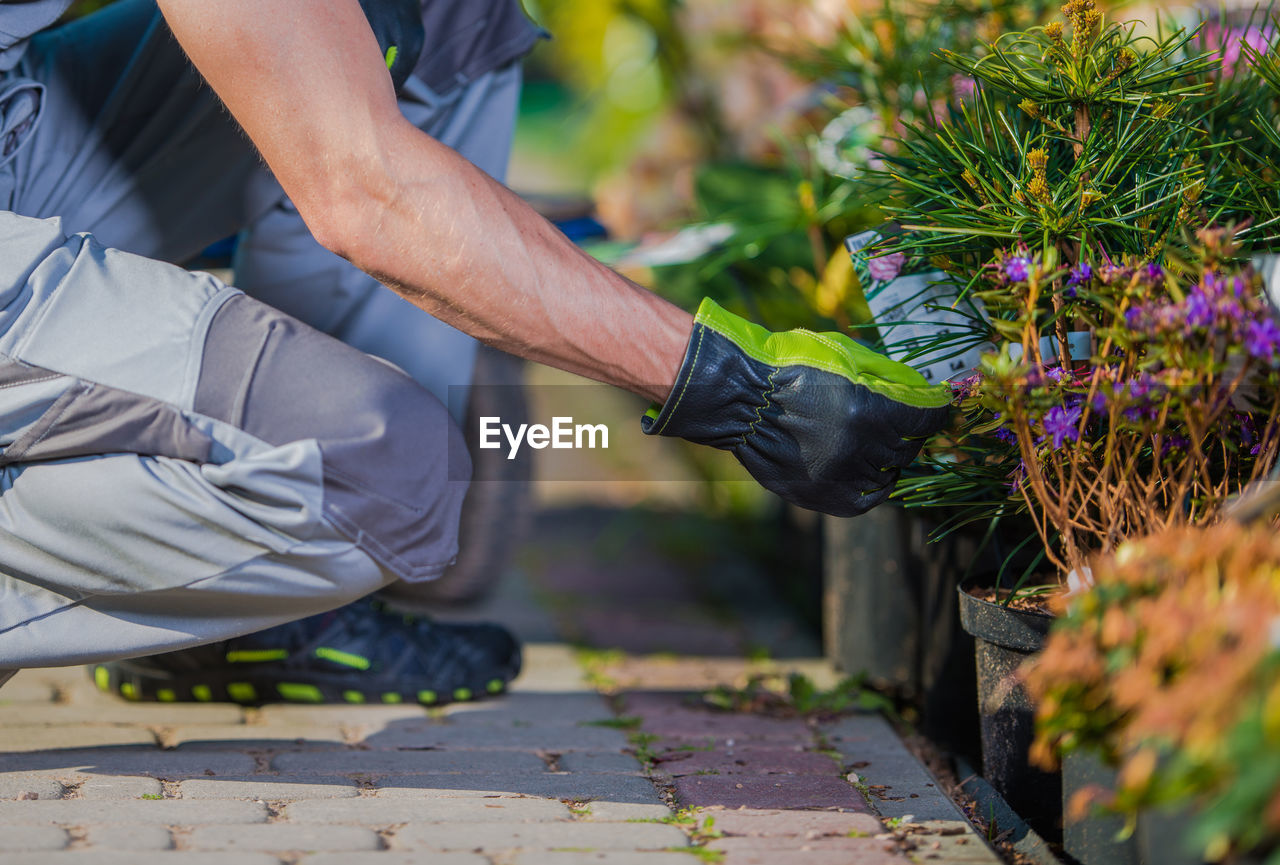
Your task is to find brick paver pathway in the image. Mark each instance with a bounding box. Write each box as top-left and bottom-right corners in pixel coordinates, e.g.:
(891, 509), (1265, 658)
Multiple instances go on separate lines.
(0, 505), (1004, 864)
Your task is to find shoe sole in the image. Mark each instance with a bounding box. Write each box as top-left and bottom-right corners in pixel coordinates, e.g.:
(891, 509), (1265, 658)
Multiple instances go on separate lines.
(90, 662), (514, 706)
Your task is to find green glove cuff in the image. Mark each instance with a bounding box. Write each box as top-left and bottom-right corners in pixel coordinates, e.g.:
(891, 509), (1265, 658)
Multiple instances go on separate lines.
(656, 298), (951, 411)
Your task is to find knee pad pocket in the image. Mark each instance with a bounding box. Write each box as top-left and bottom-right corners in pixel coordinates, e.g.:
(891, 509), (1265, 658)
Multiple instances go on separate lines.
(195, 294), (469, 582)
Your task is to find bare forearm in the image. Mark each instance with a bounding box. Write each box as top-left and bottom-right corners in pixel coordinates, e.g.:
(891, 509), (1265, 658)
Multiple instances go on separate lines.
(324, 120), (691, 403)
(156, 0), (691, 404)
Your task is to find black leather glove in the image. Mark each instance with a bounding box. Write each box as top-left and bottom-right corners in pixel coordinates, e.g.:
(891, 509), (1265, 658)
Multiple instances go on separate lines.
(642, 298), (952, 517)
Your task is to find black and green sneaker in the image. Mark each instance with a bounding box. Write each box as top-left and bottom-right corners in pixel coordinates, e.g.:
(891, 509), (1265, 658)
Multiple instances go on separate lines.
(90, 600), (521, 706)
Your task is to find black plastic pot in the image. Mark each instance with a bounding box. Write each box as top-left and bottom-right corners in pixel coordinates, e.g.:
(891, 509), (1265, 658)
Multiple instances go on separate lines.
(1061, 751), (1138, 865)
(1135, 810), (1201, 865)
(957, 583), (1062, 841)
(824, 508), (980, 762)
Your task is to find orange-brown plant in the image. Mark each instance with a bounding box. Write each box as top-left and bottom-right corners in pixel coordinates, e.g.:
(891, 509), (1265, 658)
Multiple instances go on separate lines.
(1025, 519), (1280, 860)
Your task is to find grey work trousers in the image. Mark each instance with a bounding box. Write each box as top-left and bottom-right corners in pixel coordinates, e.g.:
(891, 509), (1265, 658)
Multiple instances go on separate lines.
(0, 1), (521, 669)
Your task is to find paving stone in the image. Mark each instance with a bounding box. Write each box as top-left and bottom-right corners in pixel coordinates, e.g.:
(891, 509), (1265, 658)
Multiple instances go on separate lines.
(441, 693), (615, 725)
(0, 775), (65, 800)
(705, 808), (884, 837)
(393, 820), (689, 851)
(5, 750), (255, 776)
(84, 824), (173, 850)
(615, 693), (713, 717)
(579, 802), (673, 822)
(77, 776), (163, 800)
(189, 824), (382, 852)
(0, 676), (56, 703)
(513, 853), (699, 865)
(2, 667), (85, 692)
(822, 717), (965, 822)
(168, 725), (346, 749)
(908, 821), (1002, 863)
(359, 722), (627, 752)
(872, 790), (965, 824)
(0, 726), (157, 752)
(643, 716), (811, 745)
(272, 749), (546, 774)
(300, 854), (489, 865)
(372, 772), (664, 803)
(0, 799), (268, 824)
(0, 854), (283, 865)
(556, 752), (644, 773)
(179, 777), (359, 800)
(710, 836), (902, 852)
(608, 662), (776, 693)
(709, 835), (911, 864)
(255, 704), (425, 727)
(0, 704), (244, 726)
(515, 644), (592, 693)
(654, 746), (838, 777)
(284, 797), (572, 823)
(672, 776), (869, 811)
(715, 847), (908, 864)
(0, 825), (68, 851)
(620, 695), (812, 744)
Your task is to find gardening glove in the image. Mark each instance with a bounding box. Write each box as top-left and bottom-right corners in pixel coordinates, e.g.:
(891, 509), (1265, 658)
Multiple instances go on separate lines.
(642, 298), (952, 517)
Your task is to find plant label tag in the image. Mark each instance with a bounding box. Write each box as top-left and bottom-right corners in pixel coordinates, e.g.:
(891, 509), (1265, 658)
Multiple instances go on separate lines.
(1008, 332), (1092, 365)
(1254, 253), (1280, 312)
(845, 231), (992, 383)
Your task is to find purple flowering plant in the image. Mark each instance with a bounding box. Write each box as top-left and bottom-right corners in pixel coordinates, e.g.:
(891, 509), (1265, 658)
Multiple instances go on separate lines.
(871, 0), (1280, 591)
(956, 227), (1280, 580)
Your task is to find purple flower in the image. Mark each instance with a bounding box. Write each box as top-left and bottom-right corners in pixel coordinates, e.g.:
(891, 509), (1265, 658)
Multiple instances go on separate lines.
(1128, 376), (1152, 400)
(1069, 262), (1093, 286)
(1004, 256), (1031, 282)
(867, 252), (906, 283)
(1161, 434), (1191, 455)
(1217, 295), (1245, 325)
(1124, 306), (1146, 330)
(1042, 404), (1083, 449)
(1145, 262), (1164, 283)
(1008, 460), (1027, 492)
(1246, 317), (1280, 363)
(950, 374), (981, 400)
(1185, 290), (1213, 329)
(1239, 413), (1258, 448)
(1064, 263), (1092, 299)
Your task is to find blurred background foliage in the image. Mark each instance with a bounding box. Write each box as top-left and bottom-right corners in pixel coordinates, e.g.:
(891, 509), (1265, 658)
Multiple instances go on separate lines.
(519, 0), (1064, 335)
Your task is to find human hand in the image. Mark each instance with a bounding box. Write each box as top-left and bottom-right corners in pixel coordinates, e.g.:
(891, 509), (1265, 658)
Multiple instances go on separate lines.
(642, 298), (952, 517)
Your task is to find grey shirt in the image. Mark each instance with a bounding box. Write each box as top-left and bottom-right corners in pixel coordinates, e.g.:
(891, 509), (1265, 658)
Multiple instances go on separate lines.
(412, 0), (543, 95)
(0, 0), (540, 89)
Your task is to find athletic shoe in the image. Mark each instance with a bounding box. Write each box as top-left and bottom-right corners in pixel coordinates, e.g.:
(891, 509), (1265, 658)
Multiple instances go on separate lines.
(90, 599), (521, 705)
